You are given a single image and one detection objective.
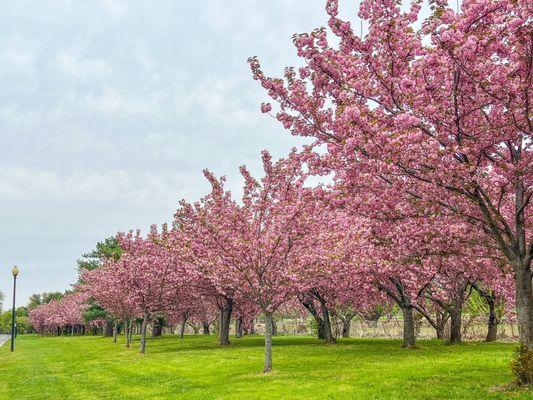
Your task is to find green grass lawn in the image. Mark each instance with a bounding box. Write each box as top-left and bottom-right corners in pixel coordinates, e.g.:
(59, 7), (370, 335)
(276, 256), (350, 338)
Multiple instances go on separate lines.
(0, 334), (530, 399)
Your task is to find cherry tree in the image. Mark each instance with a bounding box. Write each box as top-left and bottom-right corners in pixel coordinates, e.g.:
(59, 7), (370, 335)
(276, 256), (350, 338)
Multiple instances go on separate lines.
(113, 227), (184, 354)
(60, 292), (90, 335)
(28, 310), (44, 335)
(28, 292), (88, 336)
(163, 271), (208, 339)
(250, 0), (531, 347)
(233, 300), (260, 339)
(175, 184), (240, 347)
(292, 207), (371, 343)
(176, 151), (313, 372)
(29, 303), (52, 335)
(82, 262), (139, 346)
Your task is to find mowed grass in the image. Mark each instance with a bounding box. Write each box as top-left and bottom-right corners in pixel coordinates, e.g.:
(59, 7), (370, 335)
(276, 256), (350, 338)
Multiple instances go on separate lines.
(0, 334), (530, 400)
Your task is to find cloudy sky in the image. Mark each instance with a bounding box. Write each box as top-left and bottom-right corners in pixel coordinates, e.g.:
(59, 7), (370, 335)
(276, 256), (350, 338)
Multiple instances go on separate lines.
(0, 0), (363, 306)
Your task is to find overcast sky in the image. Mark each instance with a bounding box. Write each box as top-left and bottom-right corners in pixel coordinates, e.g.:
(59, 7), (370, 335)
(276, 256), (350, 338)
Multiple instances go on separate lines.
(0, 0), (349, 306)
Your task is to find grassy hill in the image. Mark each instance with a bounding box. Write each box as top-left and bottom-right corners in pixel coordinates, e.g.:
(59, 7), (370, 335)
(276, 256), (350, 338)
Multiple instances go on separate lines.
(0, 334), (530, 399)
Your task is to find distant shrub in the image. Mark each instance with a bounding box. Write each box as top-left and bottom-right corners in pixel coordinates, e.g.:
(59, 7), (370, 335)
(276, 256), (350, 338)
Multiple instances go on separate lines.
(510, 344), (533, 386)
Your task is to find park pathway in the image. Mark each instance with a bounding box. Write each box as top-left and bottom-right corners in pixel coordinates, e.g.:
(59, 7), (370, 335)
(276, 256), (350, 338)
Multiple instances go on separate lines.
(0, 334), (10, 348)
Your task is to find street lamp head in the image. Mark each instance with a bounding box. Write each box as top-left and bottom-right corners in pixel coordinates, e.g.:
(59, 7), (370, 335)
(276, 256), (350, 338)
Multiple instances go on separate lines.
(12, 266), (19, 277)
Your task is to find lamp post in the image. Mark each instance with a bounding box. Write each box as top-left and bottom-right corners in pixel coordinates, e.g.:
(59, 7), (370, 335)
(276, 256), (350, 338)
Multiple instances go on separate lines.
(10, 265), (19, 352)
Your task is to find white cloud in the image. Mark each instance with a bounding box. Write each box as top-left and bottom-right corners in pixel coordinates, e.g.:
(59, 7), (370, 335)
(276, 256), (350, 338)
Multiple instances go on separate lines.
(0, 47), (34, 68)
(0, 167), (203, 205)
(0, 35), (38, 74)
(99, 0), (129, 20)
(0, 0), (328, 304)
(55, 51), (113, 80)
(83, 87), (163, 117)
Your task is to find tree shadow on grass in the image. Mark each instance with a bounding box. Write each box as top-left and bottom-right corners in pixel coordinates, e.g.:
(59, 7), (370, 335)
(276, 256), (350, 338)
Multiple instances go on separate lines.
(141, 335), (328, 354)
(139, 335), (429, 355)
(123, 335), (509, 367)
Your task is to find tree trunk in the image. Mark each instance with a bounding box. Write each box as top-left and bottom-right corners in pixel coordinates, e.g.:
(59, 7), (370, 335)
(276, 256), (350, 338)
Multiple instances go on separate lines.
(449, 307), (462, 344)
(219, 298), (234, 346)
(435, 310), (448, 340)
(515, 264), (533, 348)
(152, 318), (163, 337)
(379, 280), (421, 348)
(263, 311), (273, 373)
(485, 298), (498, 342)
(418, 304), (448, 340)
(401, 306), (416, 348)
(112, 322), (117, 343)
(104, 320), (114, 337)
(179, 316), (187, 339)
(125, 319), (130, 347)
(299, 296), (325, 339)
(436, 325), (445, 340)
(202, 322), (210, 335)
(139, 314), (148, 354)
(129, 320), (134, 346)
(316, 319), (326, 339)
(271, 318), (278, 336)
(250, 319), (256, 335)
(303, 290), (336, 342)
(235, 316), (243, 338)
(319, 302), (335, 343)
(342, 317), (352, 338)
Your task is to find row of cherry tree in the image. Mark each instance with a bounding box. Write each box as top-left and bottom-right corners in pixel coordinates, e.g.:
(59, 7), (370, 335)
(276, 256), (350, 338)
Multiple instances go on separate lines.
(28, 149), (517, 372)
(29, 292), (89, 336)
(29, 0), (530, 375)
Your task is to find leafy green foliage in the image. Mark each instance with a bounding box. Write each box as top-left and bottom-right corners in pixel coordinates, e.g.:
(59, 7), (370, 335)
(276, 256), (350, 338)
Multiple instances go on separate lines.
(510, 344), (533, 386)
(75, 237), (122, 326)
(0, 307), (30, 334)
(82, 302), (108, 324)
(77, 237), (122, 274)
(27, 292), (64, 310)
(465, 290), (505, 320)
(465, 290), (488, 319)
